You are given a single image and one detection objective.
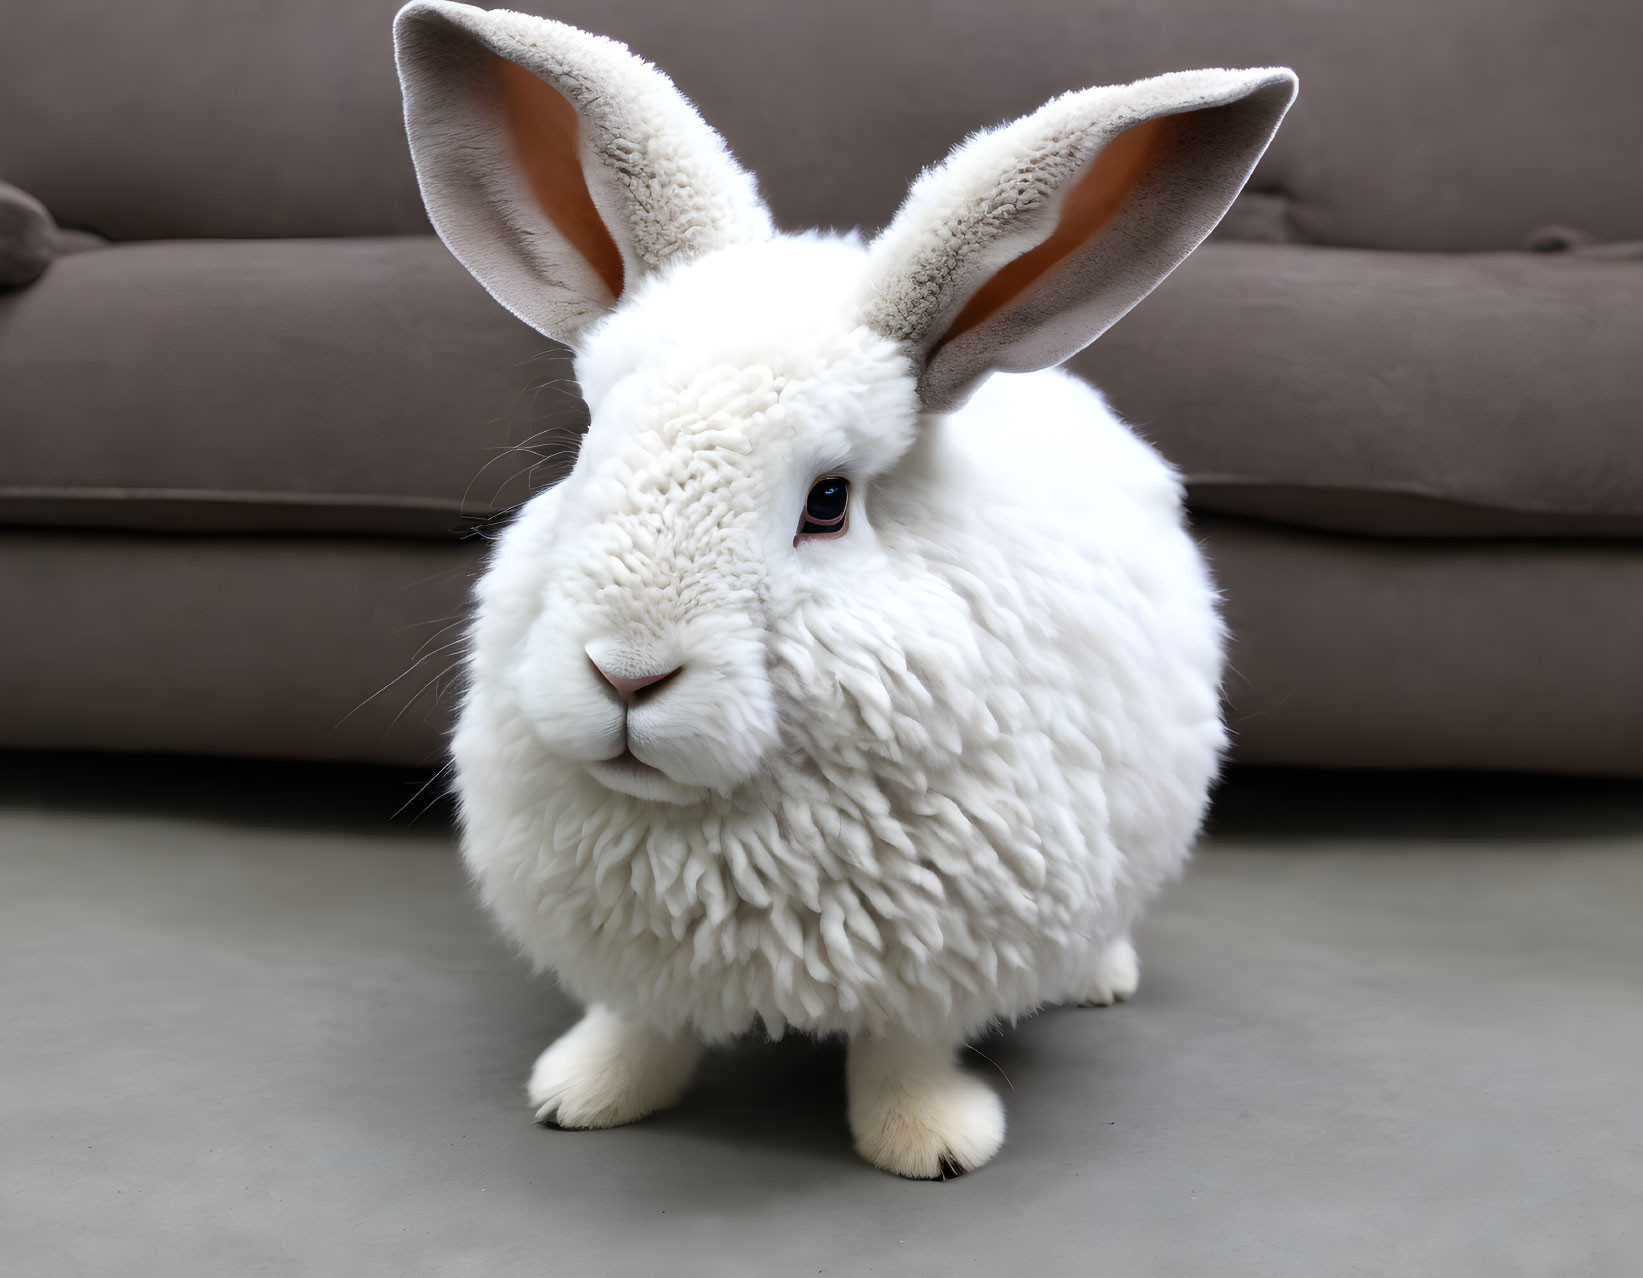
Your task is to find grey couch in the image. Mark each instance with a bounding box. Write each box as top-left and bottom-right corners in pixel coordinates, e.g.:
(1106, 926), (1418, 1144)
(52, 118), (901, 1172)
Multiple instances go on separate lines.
(3, 0), (1639, 775)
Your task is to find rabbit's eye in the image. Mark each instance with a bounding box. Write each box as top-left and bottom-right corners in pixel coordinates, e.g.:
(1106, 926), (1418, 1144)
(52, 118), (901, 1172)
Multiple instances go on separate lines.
(796, 476), (849, 542)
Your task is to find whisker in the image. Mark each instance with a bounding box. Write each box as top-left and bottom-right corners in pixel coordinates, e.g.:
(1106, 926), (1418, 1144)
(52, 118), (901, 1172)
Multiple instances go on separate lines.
(381, 658), (465, 737)
(395, 561), (481, 595)
(331, 639), (470, 730)
(454, 374), (585, 504)
(964, 1044), (1015, 1091)
(386, 612), (466, 640)
(395, 757), (458, 824)
(410, 623), (471, 665)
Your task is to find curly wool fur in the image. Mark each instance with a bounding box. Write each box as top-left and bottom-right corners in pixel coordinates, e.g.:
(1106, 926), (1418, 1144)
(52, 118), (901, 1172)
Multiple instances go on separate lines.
(397, 0), (1293, 1174)
(453, 237), (1225, 1043)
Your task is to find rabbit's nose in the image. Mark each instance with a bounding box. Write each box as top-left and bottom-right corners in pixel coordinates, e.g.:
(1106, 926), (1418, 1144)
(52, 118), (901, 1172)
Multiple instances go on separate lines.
(589, 659), (683, 706)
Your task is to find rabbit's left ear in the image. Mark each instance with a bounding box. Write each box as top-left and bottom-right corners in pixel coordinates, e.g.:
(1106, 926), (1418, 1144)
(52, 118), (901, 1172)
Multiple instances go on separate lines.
(862, 68), (1297, 413)
(394, 1), (771, 347)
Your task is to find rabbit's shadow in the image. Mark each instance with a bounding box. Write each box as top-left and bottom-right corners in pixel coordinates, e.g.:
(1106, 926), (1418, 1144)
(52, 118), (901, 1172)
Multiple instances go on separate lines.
(648, 1032), (858, 1165)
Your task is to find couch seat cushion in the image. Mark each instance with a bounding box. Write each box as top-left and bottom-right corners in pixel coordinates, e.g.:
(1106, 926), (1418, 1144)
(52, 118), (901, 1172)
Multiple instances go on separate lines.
(1076, 243), (1643, 537)
(4, 238), (1638, 541)
(0, 237), (576, 536)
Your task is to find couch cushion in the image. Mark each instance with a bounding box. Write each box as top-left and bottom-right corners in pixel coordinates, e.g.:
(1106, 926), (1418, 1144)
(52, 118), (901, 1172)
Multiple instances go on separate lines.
(6, 522), (1641, 774)
(0, 237), (577, 536)
(4, 237), (1639, 541)
(1075, 243), (1643, 537)
(0, 529), (475, 765)
(2, 0), (1638, 252)
(1199, 515), (1643, 777)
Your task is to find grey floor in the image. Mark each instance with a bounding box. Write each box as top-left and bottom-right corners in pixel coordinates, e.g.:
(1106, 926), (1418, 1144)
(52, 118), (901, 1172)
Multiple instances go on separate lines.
(3, 755), (1640, 1277)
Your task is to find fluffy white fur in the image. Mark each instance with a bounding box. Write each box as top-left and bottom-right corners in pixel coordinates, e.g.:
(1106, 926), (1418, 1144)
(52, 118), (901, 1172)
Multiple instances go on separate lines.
(1078, 937), (1143, 1007)
(453, 237), (1222, 1168)
(395, 1), (1295, 1178)
(527, 1004), (703, 1128)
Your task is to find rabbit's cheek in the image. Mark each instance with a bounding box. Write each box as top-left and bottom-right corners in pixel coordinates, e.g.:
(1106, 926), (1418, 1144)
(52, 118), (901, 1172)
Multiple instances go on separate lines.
(624, 660), (780, 790)
(509, 621), (627, 764)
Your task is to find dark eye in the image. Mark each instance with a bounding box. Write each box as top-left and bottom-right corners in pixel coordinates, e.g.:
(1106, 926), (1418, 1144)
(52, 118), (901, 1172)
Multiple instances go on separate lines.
(796, 476), (850, 541)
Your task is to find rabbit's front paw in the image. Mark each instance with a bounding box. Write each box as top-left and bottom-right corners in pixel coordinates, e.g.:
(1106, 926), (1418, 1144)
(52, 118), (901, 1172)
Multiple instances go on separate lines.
(527, 1004), (702, 1129)
(1075, 936), (1140, 1007)
(847, 1033), (1006, 1179)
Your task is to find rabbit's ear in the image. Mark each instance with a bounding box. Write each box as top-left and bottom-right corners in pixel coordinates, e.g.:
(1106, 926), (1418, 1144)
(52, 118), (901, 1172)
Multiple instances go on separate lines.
(394, 1), (771, 346)
(862, 68), (1297, 413)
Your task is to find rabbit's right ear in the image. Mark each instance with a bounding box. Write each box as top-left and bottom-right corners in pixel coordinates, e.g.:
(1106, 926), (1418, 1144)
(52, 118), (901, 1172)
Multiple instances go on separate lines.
(862, 68), (1297, 413)
(394, 1), (771, 347)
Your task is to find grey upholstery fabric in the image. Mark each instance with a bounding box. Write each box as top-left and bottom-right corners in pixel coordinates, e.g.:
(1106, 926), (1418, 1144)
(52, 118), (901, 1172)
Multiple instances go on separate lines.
(1076, 243), (1643, 537)
(4, 237), (1638, 541)
(2, 0), (1637, 250)
(0, 239), (574, 536)
(1202, 516), (1643, 777)
(1, 0), (1637, 774)
(4, 525), (1638, 775)
(0, 181), (58, 287)
(0, 531), (477, 766)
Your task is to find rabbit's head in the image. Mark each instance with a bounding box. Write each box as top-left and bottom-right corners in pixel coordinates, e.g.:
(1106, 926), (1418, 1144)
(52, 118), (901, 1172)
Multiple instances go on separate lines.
(396, 2), (1294, 804)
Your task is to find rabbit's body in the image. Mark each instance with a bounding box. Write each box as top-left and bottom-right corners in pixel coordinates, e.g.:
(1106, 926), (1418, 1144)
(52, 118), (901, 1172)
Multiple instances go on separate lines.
(456, 236), (1223, 1045)
(396, 0), (1292, 1177)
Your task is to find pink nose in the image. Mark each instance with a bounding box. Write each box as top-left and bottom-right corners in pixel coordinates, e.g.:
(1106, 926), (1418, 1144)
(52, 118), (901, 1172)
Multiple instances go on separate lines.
(589, 659), (683, 706)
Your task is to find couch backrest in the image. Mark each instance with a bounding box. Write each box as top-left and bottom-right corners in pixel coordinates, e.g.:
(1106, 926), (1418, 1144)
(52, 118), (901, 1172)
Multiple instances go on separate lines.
(2, 0), (1636, 252)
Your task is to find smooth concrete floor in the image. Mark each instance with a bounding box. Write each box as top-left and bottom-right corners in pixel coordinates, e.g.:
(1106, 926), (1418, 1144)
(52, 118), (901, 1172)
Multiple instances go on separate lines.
(3, 755), (1640, 1277)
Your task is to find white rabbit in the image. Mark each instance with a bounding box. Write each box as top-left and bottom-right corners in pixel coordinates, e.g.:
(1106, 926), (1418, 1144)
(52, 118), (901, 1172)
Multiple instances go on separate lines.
(395, 0), (1295, 1178)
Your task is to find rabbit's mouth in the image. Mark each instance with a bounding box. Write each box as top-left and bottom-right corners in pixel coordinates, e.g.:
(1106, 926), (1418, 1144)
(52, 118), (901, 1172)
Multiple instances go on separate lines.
(608, 746), (656, 774)
(585, 747), (707, 806)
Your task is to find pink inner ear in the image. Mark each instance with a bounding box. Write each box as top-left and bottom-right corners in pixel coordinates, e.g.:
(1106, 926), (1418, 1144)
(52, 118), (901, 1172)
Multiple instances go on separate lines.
(933, 112), (1185, 352)
(495, 57), (625, 302)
